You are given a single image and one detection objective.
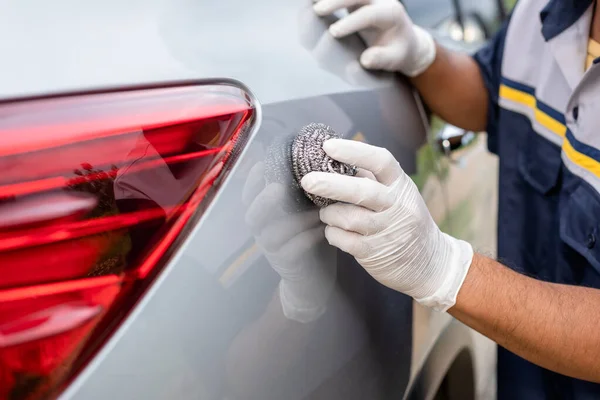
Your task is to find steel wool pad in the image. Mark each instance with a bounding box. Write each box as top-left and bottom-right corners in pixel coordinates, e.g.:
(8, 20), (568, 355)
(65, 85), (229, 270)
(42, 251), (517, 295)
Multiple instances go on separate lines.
(291, 123), (357, 207)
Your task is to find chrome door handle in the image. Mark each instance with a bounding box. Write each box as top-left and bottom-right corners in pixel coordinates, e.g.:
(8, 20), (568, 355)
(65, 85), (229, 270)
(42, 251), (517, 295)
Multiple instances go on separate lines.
(436, 124), (477, 159)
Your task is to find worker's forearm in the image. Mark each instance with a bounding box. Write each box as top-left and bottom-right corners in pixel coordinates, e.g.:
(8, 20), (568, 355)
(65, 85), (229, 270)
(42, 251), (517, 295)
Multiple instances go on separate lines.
(410, 44), (489, 132)
(450, 254), (600, 382)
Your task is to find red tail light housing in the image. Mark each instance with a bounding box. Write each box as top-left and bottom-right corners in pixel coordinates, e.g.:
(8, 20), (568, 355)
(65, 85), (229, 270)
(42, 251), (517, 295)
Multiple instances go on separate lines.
(0, 81), (256, 399)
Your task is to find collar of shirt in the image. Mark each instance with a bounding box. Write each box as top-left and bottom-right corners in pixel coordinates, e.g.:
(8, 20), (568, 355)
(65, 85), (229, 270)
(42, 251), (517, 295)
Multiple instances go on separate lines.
(540, 0), (594, 41)
(539, 0), (595, 88)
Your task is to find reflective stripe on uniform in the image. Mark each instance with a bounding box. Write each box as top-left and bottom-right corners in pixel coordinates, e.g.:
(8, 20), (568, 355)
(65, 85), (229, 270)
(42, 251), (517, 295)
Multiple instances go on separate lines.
(499, 0), (600, 193)
(498, 78), (566, 145)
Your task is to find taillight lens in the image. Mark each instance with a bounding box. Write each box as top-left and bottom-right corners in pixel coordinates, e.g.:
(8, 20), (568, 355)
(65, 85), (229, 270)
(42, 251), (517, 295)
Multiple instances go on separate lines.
(0, 82), (256, 399)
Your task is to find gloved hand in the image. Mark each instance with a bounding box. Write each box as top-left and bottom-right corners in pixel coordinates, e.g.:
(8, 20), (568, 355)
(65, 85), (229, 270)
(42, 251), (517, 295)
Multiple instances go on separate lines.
(243, 162), (337, 323)
(313, 0), (436, 76)
(300, 140), (473, 312)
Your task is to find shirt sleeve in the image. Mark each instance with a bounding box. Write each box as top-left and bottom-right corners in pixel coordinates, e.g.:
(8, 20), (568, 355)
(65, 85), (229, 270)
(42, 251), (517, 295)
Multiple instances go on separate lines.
(472, 16), (512, 154)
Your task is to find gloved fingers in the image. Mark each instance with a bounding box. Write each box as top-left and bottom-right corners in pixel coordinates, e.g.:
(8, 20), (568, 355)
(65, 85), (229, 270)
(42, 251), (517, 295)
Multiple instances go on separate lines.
(320, 203), (381, 235)
(328, 3), (402, 38)
(301, 171), (393, 212)
(313, 0), (370, 17)
(355, 167), (376, 181)
(324, 226), (369, 259)
(257, 211), (321, 252)
(244, 183), (289, 230)
(360, 46), (402, 71)
(322, 139), (403, 185)
(241, 162), (266, 207)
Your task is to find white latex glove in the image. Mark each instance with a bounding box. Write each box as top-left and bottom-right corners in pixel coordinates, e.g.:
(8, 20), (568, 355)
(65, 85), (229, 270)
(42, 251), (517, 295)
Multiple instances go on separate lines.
(313, 0), (436, 76)
(300, 140), (473, 312)
(243, 162), (337, 323)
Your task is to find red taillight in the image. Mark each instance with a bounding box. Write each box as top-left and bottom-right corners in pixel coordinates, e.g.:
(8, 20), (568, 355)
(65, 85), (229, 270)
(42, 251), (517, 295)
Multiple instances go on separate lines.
(0, 82), (256, 399)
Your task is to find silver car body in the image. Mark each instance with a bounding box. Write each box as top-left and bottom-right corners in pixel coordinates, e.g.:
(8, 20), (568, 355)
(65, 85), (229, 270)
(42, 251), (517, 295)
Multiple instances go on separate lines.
(0, 0), (501, 399)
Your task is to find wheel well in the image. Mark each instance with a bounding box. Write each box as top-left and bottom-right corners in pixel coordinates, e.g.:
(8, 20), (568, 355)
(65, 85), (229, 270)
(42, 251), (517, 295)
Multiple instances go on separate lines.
(406, 321), (477, 400)
(434, 348), (475, 400)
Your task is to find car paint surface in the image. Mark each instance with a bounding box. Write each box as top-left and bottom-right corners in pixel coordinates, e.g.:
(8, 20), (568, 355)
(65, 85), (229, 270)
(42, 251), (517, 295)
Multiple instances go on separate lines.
(404, 0), (498, 29)
(0, 0), (500, 399)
